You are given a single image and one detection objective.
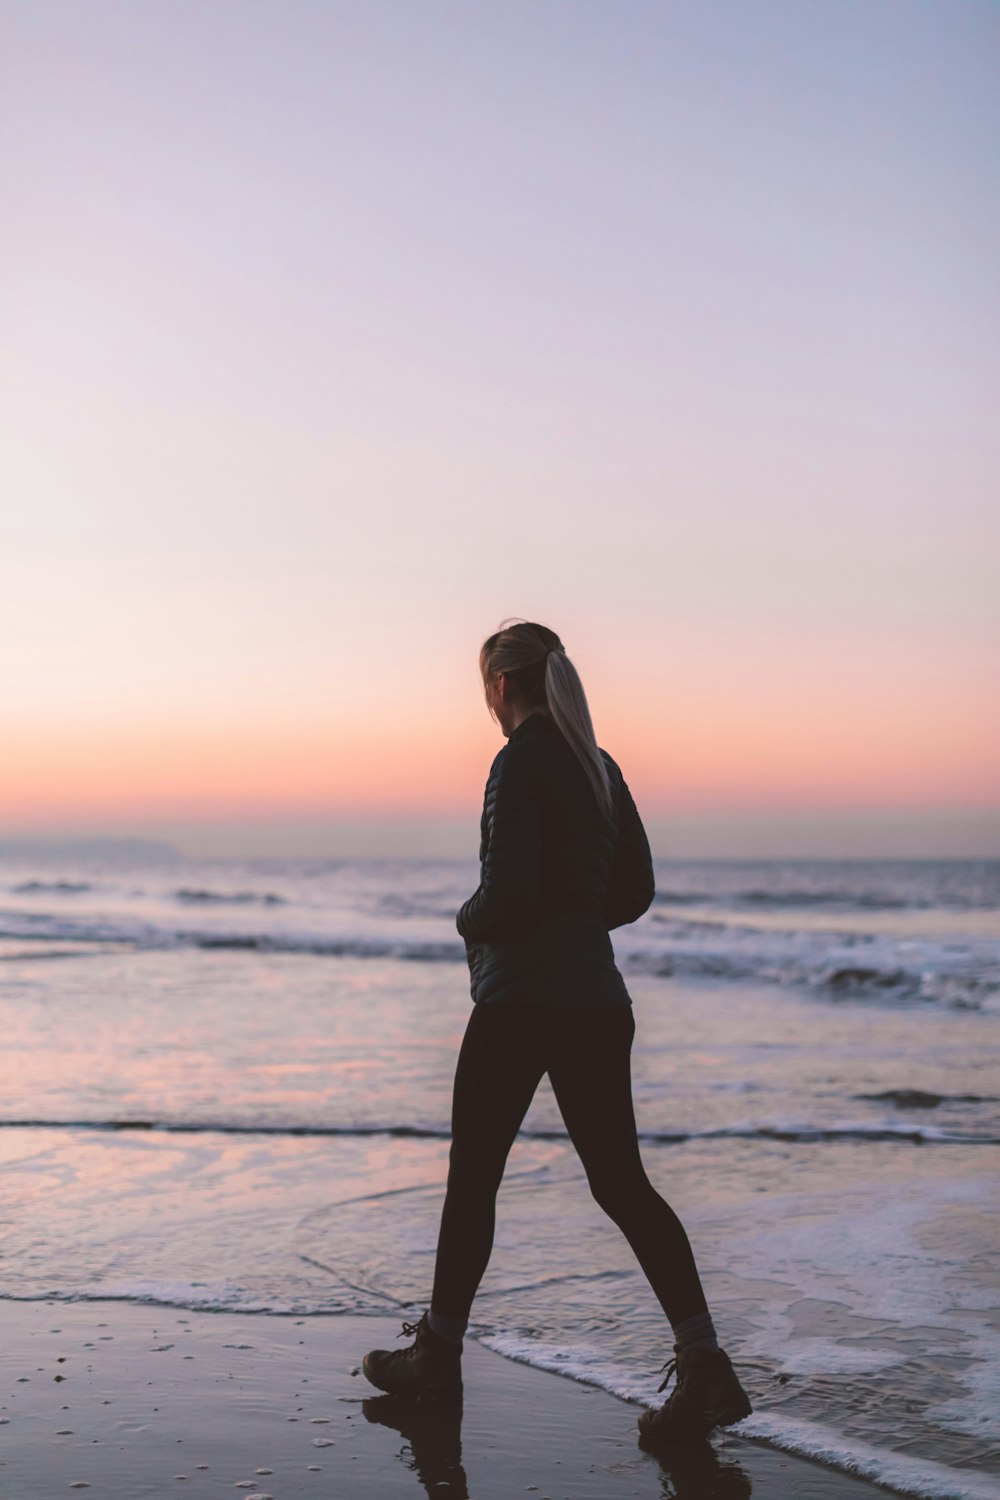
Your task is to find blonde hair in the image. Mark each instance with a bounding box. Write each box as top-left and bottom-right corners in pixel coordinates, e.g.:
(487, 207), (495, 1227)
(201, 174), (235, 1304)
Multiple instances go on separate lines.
(479, 619), (613, 818)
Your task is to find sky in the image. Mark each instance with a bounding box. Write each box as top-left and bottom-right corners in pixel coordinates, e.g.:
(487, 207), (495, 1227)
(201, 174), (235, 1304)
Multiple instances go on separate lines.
(2, 0), (998, 858)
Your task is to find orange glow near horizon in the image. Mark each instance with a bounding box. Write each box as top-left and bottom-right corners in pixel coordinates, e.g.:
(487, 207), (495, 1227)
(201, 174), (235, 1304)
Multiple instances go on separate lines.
(3, 663), (997, 831)
(4, 607), (998, 835)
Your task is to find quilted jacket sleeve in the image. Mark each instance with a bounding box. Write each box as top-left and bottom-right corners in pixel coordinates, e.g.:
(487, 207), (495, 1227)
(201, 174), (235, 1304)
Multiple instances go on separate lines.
(456, 743), (542, 945)
(603, 775), (655, 930)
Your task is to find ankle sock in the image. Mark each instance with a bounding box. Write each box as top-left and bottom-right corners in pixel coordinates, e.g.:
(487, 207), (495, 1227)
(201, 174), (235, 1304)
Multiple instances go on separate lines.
(671, 1310), (720, 1354)
(427, 1309), (467, 1347)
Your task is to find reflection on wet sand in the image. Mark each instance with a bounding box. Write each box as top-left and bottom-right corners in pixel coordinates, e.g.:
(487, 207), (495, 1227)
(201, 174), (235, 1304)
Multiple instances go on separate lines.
(363, 1391), (754, 1499)
(363, 1395), (469, 1498)
(640, 1433), (753, 1498)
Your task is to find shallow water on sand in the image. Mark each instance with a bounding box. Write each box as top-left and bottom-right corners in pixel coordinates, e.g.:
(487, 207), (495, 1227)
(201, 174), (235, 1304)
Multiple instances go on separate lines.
(1, 855), (999, 1498)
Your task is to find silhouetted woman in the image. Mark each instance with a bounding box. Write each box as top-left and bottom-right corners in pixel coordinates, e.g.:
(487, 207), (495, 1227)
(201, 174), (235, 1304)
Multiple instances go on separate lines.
(363, 620), (752, 1441)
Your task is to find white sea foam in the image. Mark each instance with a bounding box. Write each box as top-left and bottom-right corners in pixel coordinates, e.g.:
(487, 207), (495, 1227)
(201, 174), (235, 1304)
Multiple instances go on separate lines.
(478, 1333), (999, 1500)
(764, 1342), (904, 1377)
(478, 1330), (660, 1406)
(925, 1327), (1000, 1442)
(738, 1412), (1000, 1499)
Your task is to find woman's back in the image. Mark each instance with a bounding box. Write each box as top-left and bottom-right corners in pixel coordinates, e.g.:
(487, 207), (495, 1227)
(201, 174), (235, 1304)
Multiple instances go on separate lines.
(457, 711), (654, 1008)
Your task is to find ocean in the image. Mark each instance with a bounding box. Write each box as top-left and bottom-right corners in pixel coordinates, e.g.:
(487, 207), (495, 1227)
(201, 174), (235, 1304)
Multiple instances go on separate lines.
(1, 851), (998, 1498)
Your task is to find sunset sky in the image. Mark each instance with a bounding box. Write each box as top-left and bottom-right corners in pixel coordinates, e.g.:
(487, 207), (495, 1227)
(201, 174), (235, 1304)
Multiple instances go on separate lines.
(3, 1), (998, 857)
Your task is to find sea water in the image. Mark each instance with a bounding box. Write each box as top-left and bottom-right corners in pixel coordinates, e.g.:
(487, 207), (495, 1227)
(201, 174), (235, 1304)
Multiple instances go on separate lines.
(1, 852), (998, 1497)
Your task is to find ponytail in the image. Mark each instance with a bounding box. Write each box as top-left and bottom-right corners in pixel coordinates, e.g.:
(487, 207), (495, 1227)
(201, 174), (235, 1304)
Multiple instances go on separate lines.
(479, 620), (614, 819)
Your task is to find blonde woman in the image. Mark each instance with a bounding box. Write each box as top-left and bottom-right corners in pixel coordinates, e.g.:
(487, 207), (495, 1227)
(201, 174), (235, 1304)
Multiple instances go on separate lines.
(363, 621), (751, 1442)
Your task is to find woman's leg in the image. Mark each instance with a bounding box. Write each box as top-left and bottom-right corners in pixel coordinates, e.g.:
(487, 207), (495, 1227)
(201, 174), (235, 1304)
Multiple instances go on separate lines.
(430, 1004), (547, 1321)
(545, 1007), (710, 1329)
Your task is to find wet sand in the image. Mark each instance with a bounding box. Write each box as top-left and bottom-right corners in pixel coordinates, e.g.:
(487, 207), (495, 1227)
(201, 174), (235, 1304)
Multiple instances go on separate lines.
(0, 1301), (892, 1499)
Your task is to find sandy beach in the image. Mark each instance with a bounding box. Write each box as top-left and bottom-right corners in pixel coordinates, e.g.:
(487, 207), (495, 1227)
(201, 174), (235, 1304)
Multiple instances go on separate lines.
(0, 1299), (899, 1500)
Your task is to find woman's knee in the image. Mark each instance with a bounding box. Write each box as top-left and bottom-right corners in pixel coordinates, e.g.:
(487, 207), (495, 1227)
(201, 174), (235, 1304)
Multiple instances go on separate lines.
(587, 1164), (658, 1223)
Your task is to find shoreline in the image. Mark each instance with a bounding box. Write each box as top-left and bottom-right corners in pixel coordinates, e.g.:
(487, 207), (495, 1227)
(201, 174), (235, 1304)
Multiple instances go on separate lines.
(2, 1299), (897, 1499)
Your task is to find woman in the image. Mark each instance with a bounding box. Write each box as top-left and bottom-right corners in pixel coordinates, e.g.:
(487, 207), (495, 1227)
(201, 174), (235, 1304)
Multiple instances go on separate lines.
(363, 621), (752, 1441)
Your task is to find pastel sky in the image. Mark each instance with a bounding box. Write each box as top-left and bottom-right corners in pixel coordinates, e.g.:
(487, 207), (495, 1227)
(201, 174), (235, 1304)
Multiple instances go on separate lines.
(2, 1), (998, 857)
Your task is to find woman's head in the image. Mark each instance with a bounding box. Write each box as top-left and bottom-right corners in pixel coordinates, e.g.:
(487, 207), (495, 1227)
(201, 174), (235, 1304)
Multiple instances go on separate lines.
(479, 621), (562, 723)
(479, 619), (613, 818)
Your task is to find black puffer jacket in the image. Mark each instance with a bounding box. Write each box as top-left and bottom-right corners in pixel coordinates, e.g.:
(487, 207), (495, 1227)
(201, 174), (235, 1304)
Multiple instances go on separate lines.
(456, 712), (655, 1007)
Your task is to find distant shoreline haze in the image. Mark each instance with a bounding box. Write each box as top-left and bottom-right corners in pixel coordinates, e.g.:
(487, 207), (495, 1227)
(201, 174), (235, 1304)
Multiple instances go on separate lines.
(1, 808), (998, 861)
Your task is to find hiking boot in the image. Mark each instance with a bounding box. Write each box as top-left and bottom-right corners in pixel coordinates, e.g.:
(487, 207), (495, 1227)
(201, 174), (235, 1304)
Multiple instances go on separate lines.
(362, 1313), (463, 1405)
(637, 1345), (752, 1443)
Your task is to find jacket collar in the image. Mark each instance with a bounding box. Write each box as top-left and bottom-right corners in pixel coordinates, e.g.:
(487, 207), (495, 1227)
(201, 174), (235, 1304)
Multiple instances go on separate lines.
(508, 711), (556, 744)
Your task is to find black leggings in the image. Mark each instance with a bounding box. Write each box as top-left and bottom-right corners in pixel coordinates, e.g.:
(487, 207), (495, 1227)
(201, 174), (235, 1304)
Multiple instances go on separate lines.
(430, 1003), (709, 1328)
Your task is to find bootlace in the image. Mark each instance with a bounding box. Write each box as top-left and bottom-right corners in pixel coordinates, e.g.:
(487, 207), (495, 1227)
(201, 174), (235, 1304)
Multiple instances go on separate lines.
(399, 1318), (422, 1339)
(655, 1356), (678, 1395)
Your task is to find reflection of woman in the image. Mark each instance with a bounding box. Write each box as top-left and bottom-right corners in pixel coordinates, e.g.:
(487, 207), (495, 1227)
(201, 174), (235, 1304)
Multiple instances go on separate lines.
(363, 620), (752, 1440)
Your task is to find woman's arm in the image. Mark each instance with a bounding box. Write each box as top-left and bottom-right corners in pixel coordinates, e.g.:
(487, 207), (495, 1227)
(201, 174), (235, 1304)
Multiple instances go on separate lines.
(604, 776), (655, 930)
(456, 744), (542, 945)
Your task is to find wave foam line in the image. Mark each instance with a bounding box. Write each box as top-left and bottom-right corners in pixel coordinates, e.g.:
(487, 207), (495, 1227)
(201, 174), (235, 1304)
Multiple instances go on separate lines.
(0, 1118), (452, 1139)
(1, 1119), (996, 1145)
(0, 921), (465, 964)
(480, 1334), (999, 1500)
(2, 916), (996, 1012)
(0, 1287), (339, 1316)
(738, 1411), (1000, 1500)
